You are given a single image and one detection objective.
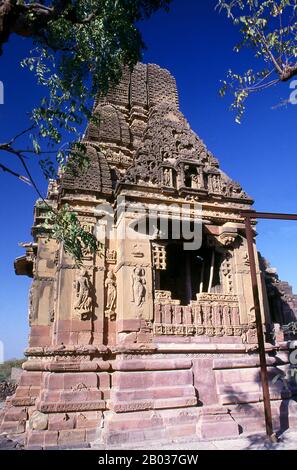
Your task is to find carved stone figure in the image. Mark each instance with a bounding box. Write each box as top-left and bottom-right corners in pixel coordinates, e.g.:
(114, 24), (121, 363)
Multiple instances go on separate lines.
(163, 168), (172, 187)
(73, 268), (93, 318)
(106, 249), (117, 264)
(191, 173), (200, 189)
(131, 268), (146, 307)
(152, 244), (167, 270)
(6, 62), (289, 449)
(105, 271), (117, 320)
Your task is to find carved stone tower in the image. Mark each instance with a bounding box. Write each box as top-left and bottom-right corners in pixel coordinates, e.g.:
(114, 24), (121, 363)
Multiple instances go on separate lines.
(1, 64), (296, 448)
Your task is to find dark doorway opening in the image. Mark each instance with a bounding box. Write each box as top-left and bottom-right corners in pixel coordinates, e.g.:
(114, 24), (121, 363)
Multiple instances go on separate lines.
(157, 241), (222, 305)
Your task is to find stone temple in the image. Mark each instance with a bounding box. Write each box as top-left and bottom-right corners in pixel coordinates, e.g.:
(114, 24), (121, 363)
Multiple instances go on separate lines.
(1, 63), (297, 448)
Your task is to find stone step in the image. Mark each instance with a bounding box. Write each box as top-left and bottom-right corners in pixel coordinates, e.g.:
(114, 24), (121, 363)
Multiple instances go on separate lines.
(2, 407), (27, 423)
(0, 420), (26, 434)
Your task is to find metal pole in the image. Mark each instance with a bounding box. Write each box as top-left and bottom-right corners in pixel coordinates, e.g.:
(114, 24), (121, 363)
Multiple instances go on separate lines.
(241, 210), (297, 221)
(244, 216), (274, 439)
(208, 249), (215, 293)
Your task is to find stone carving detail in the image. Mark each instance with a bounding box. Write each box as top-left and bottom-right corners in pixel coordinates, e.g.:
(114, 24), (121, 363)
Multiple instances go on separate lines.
(222, 305), (232, 326)
(105, 271), (117, 320)
(163, 168), (173, 187)
(188, 168), (203, 189)
(106, 249), (117, 265)
(221, 252), (233, 293)
(208, 173), (222, 193)
(153, 293), (249, 338)
(73, 268), (93, 319)
(61, 143), (113, 196)
(152, 243), (167, 270)
(155, 290), (181, 307)
(49, 309), (55, 323)
(132, 244), (144, 258)
(28, 284), (36, 327)
(71, 383), (88, 391)
(121, 102), (251, 201)
(131, 268), (146, 307)
(219, 233), (238, 246)
(196, 293), (238, 302)
(122, 104), (218, 187)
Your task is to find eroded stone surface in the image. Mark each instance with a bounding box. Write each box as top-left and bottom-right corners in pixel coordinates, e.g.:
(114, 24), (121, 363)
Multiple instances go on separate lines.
(2, 63), (297, 449)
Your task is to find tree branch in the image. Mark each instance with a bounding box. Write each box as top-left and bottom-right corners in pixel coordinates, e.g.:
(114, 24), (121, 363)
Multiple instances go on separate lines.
(0, 0), (101, 54)
(251, 18), (283, 76)
(0, 0), (70, 54)
(0, 162), (31, 184)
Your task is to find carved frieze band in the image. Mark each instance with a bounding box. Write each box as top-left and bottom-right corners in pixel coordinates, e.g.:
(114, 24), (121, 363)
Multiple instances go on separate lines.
(152, 290), (256, 339)
(153, 323), (250, 338)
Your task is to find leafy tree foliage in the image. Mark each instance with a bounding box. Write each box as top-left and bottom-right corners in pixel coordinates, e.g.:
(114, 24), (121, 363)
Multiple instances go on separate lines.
(0, 0), (171, 260)
(217, 0), (297, 122)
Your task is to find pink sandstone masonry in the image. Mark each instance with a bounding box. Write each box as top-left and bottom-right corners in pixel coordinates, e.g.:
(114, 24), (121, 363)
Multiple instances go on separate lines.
(1, 63), (297, 448)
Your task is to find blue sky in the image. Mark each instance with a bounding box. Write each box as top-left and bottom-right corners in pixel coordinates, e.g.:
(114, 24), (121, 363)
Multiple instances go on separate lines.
(1, 0), (297, 359)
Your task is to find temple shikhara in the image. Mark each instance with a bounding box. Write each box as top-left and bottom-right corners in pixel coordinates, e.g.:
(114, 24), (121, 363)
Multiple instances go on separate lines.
(1, 64), (297, 448)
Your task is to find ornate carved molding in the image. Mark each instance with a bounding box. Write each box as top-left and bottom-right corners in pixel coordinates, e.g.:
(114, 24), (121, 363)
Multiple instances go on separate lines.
(195, 293), (238, 303)
(120, 103), (252, 203)
(154, 290), (181, 305)
(153, 323), (254, 339)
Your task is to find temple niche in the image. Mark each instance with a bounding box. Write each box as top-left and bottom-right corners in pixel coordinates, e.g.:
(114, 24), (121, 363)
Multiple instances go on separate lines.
(2, 63), (297, 449)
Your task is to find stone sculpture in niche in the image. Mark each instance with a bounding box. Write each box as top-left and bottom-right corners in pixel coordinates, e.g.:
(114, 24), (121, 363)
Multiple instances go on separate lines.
(73, 268), (93, 319)
(131, 267), (146, 307)
(105, 271), (117, 320)
(191, 172), (201, 189)
(163, 168), (172, 187)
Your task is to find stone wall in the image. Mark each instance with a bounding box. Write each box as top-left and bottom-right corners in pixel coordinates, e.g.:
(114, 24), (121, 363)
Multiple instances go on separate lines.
(1, 63), (297, 448)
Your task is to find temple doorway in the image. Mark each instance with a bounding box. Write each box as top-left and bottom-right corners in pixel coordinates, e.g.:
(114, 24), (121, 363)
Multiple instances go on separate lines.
(154, 241), (223, 305)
